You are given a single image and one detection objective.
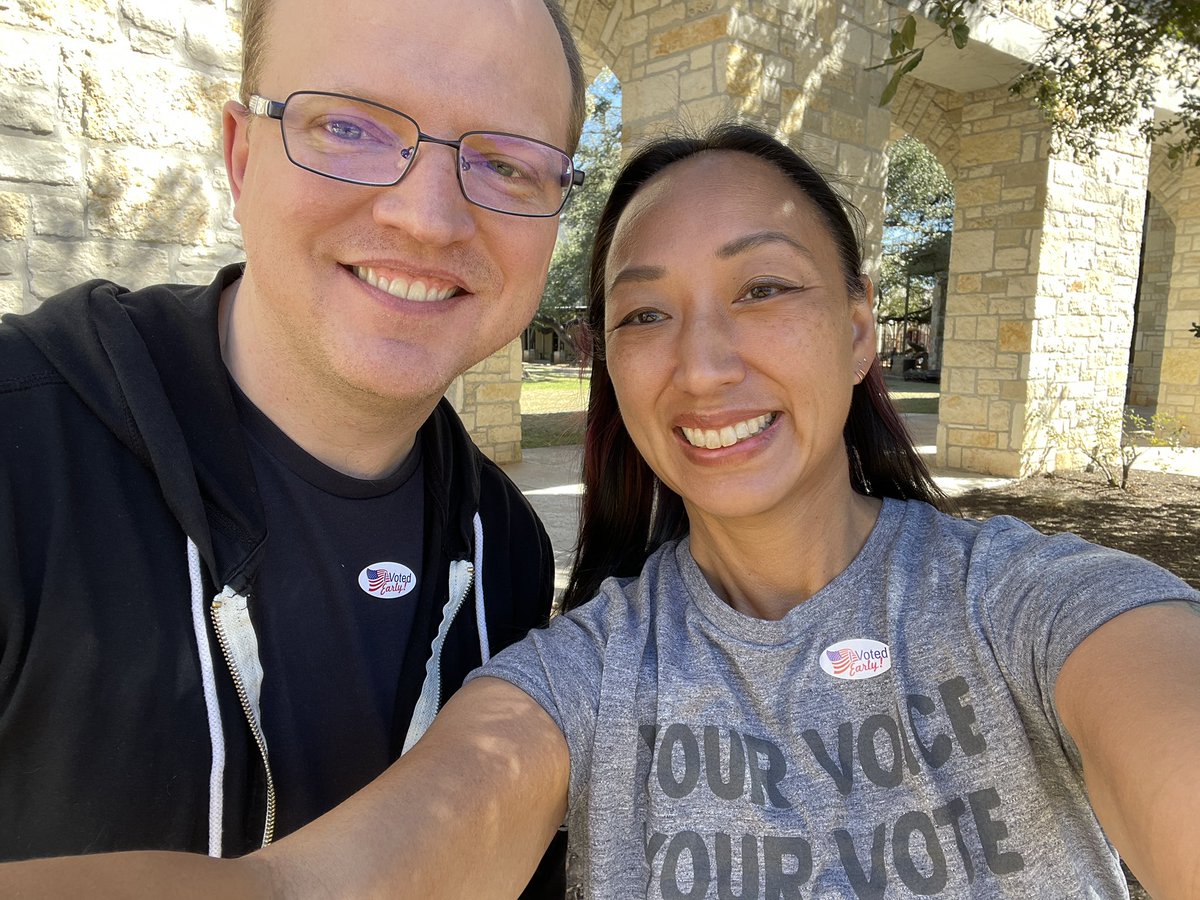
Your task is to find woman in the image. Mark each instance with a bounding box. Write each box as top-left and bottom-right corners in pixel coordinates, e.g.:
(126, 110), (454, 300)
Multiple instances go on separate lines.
(6, 124), (1200, 898)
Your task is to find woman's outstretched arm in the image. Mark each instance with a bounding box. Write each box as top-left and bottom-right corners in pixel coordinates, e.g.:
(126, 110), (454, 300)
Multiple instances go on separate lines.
(0, 676), (569, 899)
(1056, 600), (1200, 900)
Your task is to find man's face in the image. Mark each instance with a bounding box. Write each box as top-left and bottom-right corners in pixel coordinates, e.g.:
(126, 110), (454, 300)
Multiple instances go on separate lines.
(224, 0), (572, 407)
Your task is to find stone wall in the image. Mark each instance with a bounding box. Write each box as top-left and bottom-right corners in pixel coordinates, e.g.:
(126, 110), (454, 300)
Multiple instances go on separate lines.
(0, 0), (523, 460)
(0, 0), (244, 312)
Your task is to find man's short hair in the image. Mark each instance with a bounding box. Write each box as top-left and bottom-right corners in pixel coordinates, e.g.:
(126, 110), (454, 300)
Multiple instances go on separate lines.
(238, 0), (588, 152)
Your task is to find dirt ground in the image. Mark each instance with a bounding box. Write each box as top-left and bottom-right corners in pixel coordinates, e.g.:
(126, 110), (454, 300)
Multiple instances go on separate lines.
(953, 468), (1200, 589)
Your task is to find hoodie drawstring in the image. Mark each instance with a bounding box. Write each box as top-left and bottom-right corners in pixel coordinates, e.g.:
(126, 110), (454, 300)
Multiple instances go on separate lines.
(473, 512), (490, 664)
(186, 537), (226, 858)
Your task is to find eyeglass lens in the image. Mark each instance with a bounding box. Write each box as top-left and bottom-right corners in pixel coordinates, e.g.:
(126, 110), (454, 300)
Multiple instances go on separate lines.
(278, 92), (573, 216)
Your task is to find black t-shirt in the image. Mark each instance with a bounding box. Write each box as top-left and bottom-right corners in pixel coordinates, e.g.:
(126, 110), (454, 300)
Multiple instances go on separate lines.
(232, 384), (425, 837)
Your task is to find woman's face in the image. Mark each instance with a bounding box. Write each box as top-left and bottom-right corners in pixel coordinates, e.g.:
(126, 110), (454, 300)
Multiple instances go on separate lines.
(603, 150), (876, 524)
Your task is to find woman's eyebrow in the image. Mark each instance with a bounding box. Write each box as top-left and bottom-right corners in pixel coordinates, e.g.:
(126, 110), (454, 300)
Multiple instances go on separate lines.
(717, 230), (815, 260)
(607, 264), (666, 292)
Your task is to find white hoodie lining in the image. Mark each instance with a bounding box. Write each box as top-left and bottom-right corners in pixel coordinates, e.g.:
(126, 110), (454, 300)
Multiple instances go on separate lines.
(186, 537), (226, 858)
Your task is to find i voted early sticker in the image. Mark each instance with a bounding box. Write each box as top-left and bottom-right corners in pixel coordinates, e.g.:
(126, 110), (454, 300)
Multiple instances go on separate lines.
(820, 639), (892, 680)
(358, 562), (417, 599)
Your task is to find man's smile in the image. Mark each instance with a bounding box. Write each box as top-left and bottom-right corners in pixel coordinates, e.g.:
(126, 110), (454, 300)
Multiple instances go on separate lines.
(351, 265), (464, 302)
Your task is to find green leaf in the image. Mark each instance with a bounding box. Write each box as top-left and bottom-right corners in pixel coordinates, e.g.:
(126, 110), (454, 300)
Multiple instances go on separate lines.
(952, 21), (970, 48)
(901, 15), (917, 49)
(880, 70), (903, 107)
(898, 48), (924, 76)
(890, 30), (906, 57)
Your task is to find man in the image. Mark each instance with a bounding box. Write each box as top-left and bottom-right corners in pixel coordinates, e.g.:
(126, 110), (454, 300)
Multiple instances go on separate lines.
(0, 0), (584, 892)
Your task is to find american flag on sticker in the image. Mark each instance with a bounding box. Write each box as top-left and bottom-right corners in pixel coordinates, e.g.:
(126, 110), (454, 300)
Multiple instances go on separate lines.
(825, 647), (854, 676)
(367, 567), (390, 592)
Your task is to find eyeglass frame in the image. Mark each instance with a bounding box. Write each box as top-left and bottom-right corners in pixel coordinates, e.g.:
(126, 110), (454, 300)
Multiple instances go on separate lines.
(246, 90), (586, 218)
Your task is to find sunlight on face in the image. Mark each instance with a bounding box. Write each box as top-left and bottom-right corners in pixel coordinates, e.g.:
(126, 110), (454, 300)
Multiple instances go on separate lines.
(602, 151), (876, 525)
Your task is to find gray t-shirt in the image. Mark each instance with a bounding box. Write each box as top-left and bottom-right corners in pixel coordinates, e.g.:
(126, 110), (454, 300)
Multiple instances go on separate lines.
(476, 499), (1200, 898)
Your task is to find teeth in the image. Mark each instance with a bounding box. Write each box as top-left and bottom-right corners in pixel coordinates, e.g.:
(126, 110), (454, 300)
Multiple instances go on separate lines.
(681, 413), (776, 449)
(352, 265), (460, 302)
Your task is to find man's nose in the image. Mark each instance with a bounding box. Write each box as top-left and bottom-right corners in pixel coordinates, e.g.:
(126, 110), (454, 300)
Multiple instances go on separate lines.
(671, 310), (746, 396)
(371, 141), (477, 246)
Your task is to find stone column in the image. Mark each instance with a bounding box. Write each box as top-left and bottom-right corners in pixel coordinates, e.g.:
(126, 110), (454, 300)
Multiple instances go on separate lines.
(1152, 160), (1200, 442)
(1127, 192), (1173, 410)
(608, 0), (894, 265)
(936, 86), (1150, 476)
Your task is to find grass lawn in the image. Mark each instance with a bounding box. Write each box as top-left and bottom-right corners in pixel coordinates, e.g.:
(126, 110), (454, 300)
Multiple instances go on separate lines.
(521, 365), (590, 448)
(519, 365), (940, 448)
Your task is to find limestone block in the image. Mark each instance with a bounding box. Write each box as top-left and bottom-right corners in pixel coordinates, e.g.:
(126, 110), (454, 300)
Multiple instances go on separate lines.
(623, 13), (649, 44)
(184, 7), (241, 70)
(994, 247), (1028, 270)
(177, 241), (243, 279)
(1161, 348), (1200, 384)
(961, 100), (993, 122)
(475, 382), (522, 403)
(0, 32), (61, 87)
(0, 85), (57, 134)
(80, 53), (237, 151)
(0, 240), (21, 275)
(729, 11), (777, 53)
(960, 447), (1019, 478)
(941, 340), (994, 369)
(946, 427), (996, 449)
(0, 135), (79, 186)
(27, 239), (170, 298)
(624, 72), (679, 120)
(653, 13), (727, 56)
(488, 425), (522, 444)
(949, 230), (994, 273)
(2, 0), (118, 41)
(119, 0), (178, 34)
(87, 147), (215, 243)
(31, 194), (84, 238)
(999, 380), (1026, 401)
(130, 27), (176, 57)
(680, 68), (714, 101)
(959, 130), (1020, 167)
(0, 280), (25, 315)
(0, 192), (29, 240)
(490, 443), (519, 465)
(648, 4), (686, 29)
(941, 394), (989, 426)
(831, 110), (863, 143)
(474, 403), (515, 427)
(975, 316), (1000, 341)
(955, 273), (982, 293)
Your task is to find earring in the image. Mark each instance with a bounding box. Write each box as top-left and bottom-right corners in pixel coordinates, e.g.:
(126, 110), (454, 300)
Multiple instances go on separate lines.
(854, 357), (868, 383)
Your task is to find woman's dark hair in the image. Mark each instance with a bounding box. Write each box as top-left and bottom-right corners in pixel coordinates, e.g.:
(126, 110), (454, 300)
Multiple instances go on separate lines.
(560, 122), (948, 611)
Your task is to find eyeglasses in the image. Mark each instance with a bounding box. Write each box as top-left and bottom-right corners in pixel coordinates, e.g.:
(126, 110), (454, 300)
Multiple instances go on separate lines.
(246, 91), (584, 218)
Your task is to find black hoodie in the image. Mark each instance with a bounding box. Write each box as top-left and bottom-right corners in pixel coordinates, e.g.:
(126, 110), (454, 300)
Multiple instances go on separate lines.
(0, 264), (561, 883)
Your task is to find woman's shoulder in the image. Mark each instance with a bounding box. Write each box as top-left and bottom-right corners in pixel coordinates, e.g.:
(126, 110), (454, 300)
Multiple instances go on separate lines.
(561, 538), (690, 632)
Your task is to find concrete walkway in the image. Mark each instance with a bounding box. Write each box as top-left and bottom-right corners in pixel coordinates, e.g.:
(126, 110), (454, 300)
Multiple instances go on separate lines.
(502, 412), (1200, 592)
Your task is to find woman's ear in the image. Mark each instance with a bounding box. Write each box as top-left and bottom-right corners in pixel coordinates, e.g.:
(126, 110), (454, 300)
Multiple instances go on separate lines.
(850, 275), (877, 380)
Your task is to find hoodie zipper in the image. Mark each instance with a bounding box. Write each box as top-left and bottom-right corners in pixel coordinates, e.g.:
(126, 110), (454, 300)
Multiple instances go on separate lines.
(401, 560), (475, 754)
(211, 586), (277, 847)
